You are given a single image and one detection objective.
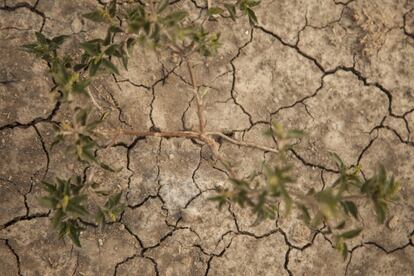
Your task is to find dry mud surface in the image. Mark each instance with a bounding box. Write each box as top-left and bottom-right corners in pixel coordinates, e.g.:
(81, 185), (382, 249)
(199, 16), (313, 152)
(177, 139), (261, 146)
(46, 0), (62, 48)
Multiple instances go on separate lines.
(1, 0), (414, 275)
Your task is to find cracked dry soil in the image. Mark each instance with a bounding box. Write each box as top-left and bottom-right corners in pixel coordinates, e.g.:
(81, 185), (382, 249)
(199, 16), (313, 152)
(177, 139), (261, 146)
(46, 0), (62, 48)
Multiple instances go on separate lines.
(1, 0), (414, 275)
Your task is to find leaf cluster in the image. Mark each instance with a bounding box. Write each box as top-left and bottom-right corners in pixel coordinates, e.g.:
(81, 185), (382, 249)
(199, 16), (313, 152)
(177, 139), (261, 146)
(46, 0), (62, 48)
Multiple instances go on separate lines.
(211, 126), (401, 259)
(52, 107), (117, 172)
(39, 176), (125, 247)
(209, 0), (260, 25)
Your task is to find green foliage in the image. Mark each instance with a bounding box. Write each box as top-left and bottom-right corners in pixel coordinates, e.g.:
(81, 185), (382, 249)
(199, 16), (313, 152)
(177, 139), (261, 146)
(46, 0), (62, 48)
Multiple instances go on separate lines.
(212, 123), (401, 258)
(210, 0), (260, 25)
(22, 32), (68, 60)
(52, 107), (119, 172)
(39, 176), (125, 247)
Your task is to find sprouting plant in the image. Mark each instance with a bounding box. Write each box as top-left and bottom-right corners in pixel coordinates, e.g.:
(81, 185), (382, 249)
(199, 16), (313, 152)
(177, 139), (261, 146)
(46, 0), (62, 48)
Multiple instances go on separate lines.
(39, 176), (125, 246)
(22, 0), (401, 258)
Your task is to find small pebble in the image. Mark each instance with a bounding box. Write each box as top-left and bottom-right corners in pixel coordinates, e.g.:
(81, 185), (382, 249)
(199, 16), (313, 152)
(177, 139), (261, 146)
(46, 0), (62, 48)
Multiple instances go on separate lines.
(387, 215), (398, 230)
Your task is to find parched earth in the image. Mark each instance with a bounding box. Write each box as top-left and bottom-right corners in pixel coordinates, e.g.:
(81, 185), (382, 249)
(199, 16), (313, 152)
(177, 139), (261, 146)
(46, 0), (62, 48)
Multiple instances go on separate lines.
(1, 0), (414, 275)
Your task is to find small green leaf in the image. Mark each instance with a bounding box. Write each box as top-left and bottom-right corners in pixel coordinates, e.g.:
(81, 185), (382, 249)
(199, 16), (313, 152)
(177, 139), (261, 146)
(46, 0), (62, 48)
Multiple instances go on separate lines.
(126, 37), (136, 53)
(99, 162), (121, 172)
(96, 208), (106, 225)
(89, 58), (102, 77)
(374, 200), (387, 224)
(224, 4), (236, 20)
(286, 129), (305, 139)
(158, 0), (169, 13)
(340, 228), (362, 239)
(69, 222), (81, 247)
(101, 58), (119, 75)
(342, 200), (358, 219)
(336, 239), (348, 259)
(66, 202), (90, 217)
(74, 108), (89, 126)
(38, 196), (58, 209)
(163, 11), (188, 26)
(35, 32), (48, 44)
(246, 8), (257, 25)
(208, 7), (224, 16)
(83, 10), (106, 23)
(52, 35), (68, 45)
(297, 204), (311, 224)
(72, 79), (91, 94)
(108, 0), (117, 17)
(51, 209), (65, 228)
(106, 191), (122, 209)
(330, 152), (345, 172)
(80, 41), (101, 56)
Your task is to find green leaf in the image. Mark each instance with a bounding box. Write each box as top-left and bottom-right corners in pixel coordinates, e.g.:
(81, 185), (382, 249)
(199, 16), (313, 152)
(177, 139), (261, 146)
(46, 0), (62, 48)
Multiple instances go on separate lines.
(80, 41), (101, 56)
(106, 191), (122, 209)
(336, 239), (348, 259)
(163, 11), (188, 25)
(21, 43), (38, 53)
(108, 0), (117, 17)
(121, 54), (128, 70)
(286, 129), (305, 139)
(224, 4), (236, 20)
(330, 152), (345, 172)
(297, 204), (311, 224)
(51, 60), (70, 86)
(96, 208), (106, 225)
(342, 200), (358, 219)
(74, 108), (89, 126)
(52, 35), (68, 45)
(374, 200), (387, 224)
(89, 58), (102, 77)
(246, 8), (257, 25)
(101, 58), (119, 75)
(208, 7), (224, 16)
(104, 44), (119, 56)
(72, 79), (91, 94)
(315, 189), (338, 219)
(77, 143), (98, 164)
(51, 209), (65, 228)
(70, 194), (88, 205)
(68, 222), (81, 247)
(42, 181), (57, 193)
(35, 32), (48, 44)
(83, 10), (106, 23)
(38, 196), (58, 209)
(66, 202), (90, 217)
(99, 162), (121, 172)
(209, 194), (228, 209)
(340, 228), (362, 239)
(126, 37), (136, 53)
(335, 221), (346, 229)
(158, 0), (169, 13)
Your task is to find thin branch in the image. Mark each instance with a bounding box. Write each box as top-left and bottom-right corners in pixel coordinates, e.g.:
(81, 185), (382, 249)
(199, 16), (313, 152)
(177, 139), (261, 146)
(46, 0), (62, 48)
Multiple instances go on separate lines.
(87, 87), (102, 111)
(121, 129), (200, 139)
(207, 132), (279, 154)
(185, 59), (206, 133)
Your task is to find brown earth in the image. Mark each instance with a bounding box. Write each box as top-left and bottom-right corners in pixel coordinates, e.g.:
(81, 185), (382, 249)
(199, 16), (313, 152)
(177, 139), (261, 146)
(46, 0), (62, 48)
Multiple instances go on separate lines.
(1, 0), (414, 275)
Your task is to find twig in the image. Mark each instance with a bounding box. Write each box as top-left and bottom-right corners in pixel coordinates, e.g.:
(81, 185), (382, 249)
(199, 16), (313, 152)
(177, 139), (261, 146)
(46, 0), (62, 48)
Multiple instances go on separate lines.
(121, 129), (200, 139)
(87, 87), (102, 111)
(207, 132), (279, 154)
(185, 59), (206, 133)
